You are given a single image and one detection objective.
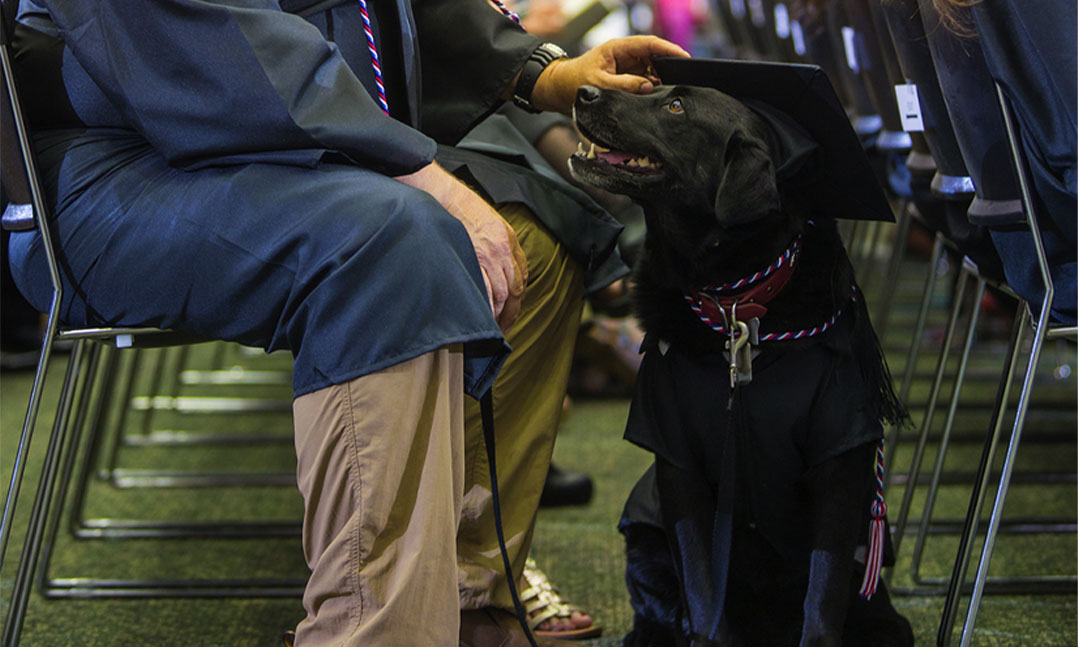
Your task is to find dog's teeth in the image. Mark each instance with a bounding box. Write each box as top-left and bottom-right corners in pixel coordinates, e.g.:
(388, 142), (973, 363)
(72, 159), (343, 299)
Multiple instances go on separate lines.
(626, 158), (638, 167)
(587, 143), (596, 160)
(637, 157), (649, 167)
(594, 144), (610, 153)
(576, 142), (584, 156)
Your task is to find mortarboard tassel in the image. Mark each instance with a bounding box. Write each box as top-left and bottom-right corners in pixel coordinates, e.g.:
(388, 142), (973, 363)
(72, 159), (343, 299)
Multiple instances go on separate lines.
(859, 438), (887, 599)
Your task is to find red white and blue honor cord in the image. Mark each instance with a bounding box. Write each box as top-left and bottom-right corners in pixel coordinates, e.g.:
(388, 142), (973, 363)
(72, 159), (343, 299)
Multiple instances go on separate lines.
(492, 0), (522, 23)
(356, 0), (390, 114)
(357, 0), (521, 115)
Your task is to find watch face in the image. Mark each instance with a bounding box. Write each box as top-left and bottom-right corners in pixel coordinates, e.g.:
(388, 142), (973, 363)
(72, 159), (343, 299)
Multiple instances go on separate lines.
(540, 43), (567, 59)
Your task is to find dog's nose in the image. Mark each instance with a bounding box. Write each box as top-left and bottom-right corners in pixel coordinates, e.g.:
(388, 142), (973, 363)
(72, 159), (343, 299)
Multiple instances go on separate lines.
(576, 85), (601, 104)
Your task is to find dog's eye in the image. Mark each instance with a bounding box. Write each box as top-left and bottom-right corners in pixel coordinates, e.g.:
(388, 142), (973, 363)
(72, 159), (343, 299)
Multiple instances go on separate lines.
(668, 99), (684, 114)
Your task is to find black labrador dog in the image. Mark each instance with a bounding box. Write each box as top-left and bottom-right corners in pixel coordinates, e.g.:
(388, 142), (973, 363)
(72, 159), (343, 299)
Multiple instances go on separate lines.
(569, 84), (913, 646)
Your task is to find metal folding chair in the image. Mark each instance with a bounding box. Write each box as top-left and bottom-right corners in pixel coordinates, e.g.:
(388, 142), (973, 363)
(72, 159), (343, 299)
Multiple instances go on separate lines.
(0, 9), (303, 645)
(940, 78), (1078, 647)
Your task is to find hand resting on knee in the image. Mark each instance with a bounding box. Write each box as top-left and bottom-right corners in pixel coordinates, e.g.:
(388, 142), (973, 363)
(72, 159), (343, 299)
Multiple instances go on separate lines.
(396, 161), (528, 332)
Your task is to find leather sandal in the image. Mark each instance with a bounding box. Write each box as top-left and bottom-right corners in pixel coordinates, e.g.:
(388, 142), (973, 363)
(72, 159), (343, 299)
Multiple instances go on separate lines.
(521, 559), (603, 640)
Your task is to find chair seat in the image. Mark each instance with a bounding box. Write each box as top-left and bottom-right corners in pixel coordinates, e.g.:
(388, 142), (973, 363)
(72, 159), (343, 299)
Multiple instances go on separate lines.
(56, 327), (210, 349)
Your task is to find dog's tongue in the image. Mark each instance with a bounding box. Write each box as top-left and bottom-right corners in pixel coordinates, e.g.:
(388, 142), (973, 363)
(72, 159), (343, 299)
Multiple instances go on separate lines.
(597, 150), (634, 165)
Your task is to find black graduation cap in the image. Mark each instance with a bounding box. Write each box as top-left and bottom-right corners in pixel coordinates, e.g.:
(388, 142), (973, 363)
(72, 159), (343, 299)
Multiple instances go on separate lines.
(652, 57), (895, 223)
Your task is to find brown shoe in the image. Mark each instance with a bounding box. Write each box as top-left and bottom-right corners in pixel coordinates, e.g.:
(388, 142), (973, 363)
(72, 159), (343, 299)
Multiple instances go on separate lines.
(460, 607), (574, 647)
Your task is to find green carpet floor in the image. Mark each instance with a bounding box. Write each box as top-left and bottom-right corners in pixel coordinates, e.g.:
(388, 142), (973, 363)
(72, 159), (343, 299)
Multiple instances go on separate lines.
(1, 257), (1075, 646)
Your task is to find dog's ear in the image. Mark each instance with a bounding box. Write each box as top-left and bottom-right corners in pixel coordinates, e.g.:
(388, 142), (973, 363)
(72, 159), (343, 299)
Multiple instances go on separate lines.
(713, 133), (780, 228)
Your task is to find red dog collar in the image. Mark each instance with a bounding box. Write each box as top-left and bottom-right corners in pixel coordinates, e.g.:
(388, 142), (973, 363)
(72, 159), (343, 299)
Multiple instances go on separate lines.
(691, 235), (801, 323)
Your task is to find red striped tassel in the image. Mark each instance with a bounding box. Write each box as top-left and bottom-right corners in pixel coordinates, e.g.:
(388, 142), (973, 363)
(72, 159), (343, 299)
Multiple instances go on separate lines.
(859, 440), (887, 599)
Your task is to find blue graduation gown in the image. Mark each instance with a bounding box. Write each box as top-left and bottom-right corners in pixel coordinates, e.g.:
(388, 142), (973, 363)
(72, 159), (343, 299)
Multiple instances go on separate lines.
(971, 0), (1076, 324)
(9, 0), (545, 397)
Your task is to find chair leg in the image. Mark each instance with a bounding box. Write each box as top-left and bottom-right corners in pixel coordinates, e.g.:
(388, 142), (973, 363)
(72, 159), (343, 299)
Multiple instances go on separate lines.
(38, 343), (118, 586)
(98, 348), (144, 482)
(884, 234), (946, 486)
(935, 306), (1025, 644)
(873, 197), (912, 342)
(891, 260), (971, 557)
(909, 274), (985, 584)
(109, 342), (293, 487)
(0, 306), (62, 570)
(28, 344), (307, 599)
(2, 340), (91, 647)
(856, 220), (885, 288)
(66, 346), (300, 540)
(959, 298), (1054, 646)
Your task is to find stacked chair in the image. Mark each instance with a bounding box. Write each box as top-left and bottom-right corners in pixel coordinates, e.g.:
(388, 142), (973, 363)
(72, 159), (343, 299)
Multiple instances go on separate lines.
(35, 340), (304, 599)
(715, 0), (1075, 643)
(913, 2), (1077, 644)
(0, 5), (306, 646)
(837, 0), (1075, 644)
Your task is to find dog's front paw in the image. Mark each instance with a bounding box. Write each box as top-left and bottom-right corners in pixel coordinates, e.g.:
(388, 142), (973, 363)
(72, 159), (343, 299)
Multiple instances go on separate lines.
(799, 634), (841, 647)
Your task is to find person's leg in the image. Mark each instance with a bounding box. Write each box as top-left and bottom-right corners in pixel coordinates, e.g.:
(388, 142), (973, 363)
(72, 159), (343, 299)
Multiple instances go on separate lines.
(293, 346), (466, 647)
(456, 202), (583, 613)
(9, 130), (502, 399)
(9, 129), (504, 645)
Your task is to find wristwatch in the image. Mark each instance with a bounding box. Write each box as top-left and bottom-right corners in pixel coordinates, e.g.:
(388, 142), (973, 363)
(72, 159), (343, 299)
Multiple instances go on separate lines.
(512, 42), (568, 113)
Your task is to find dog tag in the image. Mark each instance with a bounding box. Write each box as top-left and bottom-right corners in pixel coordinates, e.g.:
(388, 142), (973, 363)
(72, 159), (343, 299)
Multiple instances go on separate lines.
(725, 321), (751, 389)
(736, 338), (754, 385)
(747, 317), (760, 346)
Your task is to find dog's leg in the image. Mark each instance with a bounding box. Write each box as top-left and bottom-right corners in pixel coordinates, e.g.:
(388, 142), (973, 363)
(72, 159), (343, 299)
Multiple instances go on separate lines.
(655, 457), (733, 646)
(800, 442), (876, 647)
(621, 464), (689, 647)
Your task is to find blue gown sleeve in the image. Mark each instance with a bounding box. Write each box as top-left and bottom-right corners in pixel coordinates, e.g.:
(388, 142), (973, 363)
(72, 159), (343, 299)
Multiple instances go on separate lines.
(38, 0), (438, 174)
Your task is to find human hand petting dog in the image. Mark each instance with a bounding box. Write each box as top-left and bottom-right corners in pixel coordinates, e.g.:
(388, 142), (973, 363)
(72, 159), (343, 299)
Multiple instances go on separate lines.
(529, 36), (690, 114)
(395, 162), (527, 333)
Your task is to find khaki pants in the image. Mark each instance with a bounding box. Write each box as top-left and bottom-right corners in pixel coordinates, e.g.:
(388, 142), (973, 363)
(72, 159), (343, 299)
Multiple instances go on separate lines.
(292, 203), (583, 646)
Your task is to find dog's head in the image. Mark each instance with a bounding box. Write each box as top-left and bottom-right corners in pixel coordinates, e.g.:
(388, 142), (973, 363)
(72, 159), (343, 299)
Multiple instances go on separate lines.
(573, 84), (794, 220)
(569, 84), (820, 274)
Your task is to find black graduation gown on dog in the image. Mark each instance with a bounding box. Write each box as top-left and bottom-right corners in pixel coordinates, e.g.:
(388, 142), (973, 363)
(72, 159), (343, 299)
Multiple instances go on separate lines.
(624, 308), (885, 642)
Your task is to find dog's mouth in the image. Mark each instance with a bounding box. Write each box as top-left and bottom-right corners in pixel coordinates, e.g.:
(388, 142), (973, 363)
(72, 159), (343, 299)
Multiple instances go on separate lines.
(571, 140), (664, 175)
(570, 121), (664, 178)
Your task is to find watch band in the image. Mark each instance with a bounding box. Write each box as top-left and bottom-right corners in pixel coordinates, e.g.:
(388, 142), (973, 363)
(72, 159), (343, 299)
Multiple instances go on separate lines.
(512, 43), (568, 113)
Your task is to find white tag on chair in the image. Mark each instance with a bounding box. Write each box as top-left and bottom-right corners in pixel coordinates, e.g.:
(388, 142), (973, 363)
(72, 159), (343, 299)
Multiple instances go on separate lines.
(842, 26), (860, 73)
(748, 0), (767, 27)
(894, 83), (925, 132)
(791, 20), (807, 56)
(774, 3), (790, 38)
